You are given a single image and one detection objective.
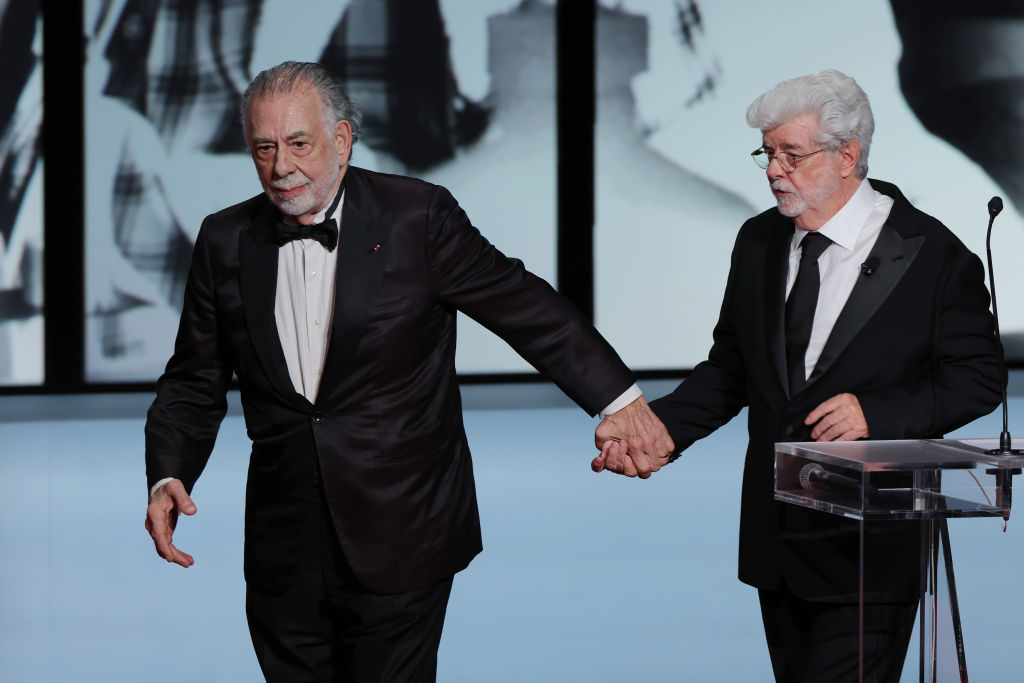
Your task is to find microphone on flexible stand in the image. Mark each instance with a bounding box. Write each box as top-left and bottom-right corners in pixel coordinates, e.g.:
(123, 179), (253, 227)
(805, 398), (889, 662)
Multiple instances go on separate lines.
(982, 196), (1022, 456)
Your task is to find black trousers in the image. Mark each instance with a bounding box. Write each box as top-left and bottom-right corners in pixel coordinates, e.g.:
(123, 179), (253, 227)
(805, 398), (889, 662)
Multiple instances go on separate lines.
(247, 499), (453, 683)
(758, 583), (917, 683)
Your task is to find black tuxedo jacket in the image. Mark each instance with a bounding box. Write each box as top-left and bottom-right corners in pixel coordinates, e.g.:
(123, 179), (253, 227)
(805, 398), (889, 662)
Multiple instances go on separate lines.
(651, 179), (1003, 602)
(145, 166), (635, 594)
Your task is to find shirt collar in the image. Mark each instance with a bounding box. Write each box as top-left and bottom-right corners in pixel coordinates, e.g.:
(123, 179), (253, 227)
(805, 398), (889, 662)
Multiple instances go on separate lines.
(791, 178), (874, 253)
(312, 177), (346, 225)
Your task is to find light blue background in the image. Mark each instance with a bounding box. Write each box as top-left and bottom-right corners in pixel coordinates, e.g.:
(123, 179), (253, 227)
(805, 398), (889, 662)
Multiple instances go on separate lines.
(2, 378), (1022, 681)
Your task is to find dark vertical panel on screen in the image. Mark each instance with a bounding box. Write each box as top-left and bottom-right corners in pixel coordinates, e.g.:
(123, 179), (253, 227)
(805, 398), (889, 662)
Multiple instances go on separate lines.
(556, 0), (595, 320)
(41, 0), (85, 391)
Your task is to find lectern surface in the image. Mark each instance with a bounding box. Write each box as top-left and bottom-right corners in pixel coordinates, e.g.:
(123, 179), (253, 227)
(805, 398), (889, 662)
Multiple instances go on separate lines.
(775, 439), (1024, 520)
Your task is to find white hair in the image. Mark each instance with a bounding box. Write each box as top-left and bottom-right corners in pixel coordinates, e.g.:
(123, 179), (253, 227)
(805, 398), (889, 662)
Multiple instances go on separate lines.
(241, 61), (363, 145)
(746, 69), (874, 179)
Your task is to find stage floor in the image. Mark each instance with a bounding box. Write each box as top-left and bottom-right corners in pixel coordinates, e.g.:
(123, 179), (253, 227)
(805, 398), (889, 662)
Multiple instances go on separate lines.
(2, 378), (1022, 682)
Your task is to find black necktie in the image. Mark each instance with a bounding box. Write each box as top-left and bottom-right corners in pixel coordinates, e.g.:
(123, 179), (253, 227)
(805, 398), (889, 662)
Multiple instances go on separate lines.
(274, 217), (339, 251)
(785, 231), (831, 394)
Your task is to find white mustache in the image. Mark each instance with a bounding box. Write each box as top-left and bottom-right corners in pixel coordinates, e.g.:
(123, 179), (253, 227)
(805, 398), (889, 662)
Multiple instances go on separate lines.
(771, 179), (796, 194)
(271, 174), (310, 191)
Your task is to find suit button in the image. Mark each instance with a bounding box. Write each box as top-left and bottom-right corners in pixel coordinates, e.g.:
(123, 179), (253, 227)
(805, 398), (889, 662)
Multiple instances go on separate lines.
(783, 424), (794, 437)
(311, 412), (323, 424)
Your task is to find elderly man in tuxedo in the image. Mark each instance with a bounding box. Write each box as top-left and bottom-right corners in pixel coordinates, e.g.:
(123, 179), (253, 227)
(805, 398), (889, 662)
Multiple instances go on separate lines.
(596, 69), (1003, 682)
(144, 61), (671, 682)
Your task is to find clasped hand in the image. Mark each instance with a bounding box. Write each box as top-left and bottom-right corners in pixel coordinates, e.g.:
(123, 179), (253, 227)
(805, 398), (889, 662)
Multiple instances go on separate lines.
(591, 396), (675, 478)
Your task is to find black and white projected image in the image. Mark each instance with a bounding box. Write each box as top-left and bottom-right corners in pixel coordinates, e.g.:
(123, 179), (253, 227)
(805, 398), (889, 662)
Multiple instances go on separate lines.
(891, 0), (1024, 357)
(594, 0), (1024, 369)
(84, 0), (554, 382)
(83, 0), (1024, 381)
(0, 0), (43, 386)
(593, 0), (756, 370)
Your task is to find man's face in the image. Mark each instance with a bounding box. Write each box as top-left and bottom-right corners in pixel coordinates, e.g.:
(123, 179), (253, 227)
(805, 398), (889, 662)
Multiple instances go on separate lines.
(761, 112), (845, 230)
(246, 84), (352, 225)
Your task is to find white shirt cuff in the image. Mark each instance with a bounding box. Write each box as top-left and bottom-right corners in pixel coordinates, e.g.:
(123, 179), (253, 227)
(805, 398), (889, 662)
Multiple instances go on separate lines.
(599, 383), (643, 418)
(150, 477), (176, 501)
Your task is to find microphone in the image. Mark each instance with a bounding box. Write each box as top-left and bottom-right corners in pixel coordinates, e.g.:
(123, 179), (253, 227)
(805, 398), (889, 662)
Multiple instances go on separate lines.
(798, 463), (875, 496)
(989, 196), (1003, 218)
(860, 256), (880, 276)
(983, 196), (1022, 455)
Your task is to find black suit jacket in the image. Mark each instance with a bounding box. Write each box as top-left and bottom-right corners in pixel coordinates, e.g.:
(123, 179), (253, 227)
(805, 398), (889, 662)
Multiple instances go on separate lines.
(145, 166), (635, 594)
(651, 179), (1003, 601)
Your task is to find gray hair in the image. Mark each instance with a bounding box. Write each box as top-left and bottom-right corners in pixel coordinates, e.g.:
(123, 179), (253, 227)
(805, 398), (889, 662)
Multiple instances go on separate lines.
(746, 69), (873, 179)
(241, 61), (363, 146)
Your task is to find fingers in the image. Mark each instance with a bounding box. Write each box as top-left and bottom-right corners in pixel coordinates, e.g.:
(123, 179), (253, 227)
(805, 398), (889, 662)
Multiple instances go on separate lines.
(804, 395), (840, 426)
(164, 479), (198, 516)
(145, 479), (197, 568)
(592, 439), (671, 479)
(594, 439), (638, 477)
(631, 447), (661, 480)
(805, 393), (868, 442)
(594, 396), (675, 478)
(814, 421), (864, 442)
(145, 512), (196, 567)
(606, 440), (639, 477)
(615, 434), (670, 480)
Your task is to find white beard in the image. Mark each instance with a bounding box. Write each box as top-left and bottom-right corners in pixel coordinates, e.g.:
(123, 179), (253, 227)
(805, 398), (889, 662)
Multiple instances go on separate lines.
(271, 165), (340, 218)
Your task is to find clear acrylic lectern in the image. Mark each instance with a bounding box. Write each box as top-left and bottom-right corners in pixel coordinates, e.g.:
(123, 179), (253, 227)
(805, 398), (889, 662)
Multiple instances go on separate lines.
(775, 438), (1024, 683)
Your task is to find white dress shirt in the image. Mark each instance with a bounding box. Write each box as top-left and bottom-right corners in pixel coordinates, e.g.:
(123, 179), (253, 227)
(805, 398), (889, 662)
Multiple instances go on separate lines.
(275, 195), (343, 402)
(786, 179), (894, 380)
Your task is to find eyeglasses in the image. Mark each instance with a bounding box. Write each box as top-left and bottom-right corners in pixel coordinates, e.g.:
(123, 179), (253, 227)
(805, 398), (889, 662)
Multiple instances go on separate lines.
(750, 147), (824, 172)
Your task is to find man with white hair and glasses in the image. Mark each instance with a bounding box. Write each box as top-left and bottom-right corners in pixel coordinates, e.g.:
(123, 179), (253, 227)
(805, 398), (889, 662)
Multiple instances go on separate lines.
(596, 69), (1003, 681)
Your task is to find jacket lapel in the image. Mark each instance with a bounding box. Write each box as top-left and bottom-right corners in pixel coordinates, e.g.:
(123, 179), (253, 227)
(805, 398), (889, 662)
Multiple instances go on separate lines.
(318, 169), (392, 399)
(805, 185), (925, 388)
(238, 199), (309, 406)
(764, 218), (793, 398)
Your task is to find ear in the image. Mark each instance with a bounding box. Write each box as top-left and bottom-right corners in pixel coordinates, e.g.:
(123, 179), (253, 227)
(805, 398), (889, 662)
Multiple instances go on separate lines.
(838, 140), (861, 178)
(335, 119), (353, 163)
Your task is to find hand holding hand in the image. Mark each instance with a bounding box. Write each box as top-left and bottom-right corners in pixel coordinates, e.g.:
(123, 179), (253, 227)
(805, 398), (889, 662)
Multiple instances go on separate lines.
(805, 393), (869, 441)
(144, 479), (198, 567)
(592, 438), (640, 477)
(591, 396), (675, 478)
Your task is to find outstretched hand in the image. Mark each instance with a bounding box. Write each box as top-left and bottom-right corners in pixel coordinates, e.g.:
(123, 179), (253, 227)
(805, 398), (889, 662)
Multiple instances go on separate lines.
(145, 479), (198, 567)
(592, 396), (674, 478)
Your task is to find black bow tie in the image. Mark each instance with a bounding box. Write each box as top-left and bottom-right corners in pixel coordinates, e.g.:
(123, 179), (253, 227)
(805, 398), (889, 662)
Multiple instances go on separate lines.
(274, 181), (345, 251)
(274, 218), (339, 251)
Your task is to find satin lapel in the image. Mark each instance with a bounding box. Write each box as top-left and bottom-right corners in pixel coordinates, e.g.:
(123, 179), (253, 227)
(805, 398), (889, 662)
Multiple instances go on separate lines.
(806, 223), (925, 387)
(319, 175), (392, 396)
(238, 201), (308, 406)
(764, 219), (792, 398)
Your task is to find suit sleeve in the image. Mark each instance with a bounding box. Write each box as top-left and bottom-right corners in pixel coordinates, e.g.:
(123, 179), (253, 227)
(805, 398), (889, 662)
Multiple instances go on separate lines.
(144, 220), (233, 494)
(650, 232), (750, 455)
(422, 186), (634, 416)
(857, 246), (1003, 438)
